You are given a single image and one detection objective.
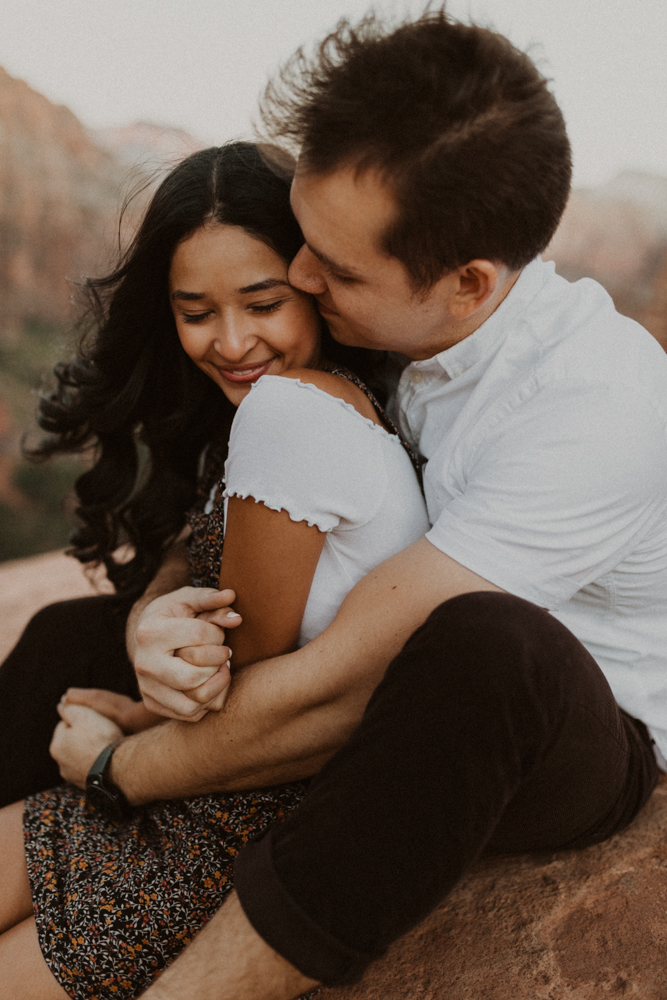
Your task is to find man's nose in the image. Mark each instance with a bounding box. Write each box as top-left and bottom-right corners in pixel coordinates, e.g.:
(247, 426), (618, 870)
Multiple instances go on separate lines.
(289, 244), (328, 295)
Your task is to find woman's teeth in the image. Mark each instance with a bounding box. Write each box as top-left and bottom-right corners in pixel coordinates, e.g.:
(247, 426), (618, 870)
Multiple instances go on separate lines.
(218, 361), (274, 382)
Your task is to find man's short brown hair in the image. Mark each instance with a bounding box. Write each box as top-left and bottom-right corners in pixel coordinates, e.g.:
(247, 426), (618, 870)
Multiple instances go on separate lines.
(261, 9), (572, 287)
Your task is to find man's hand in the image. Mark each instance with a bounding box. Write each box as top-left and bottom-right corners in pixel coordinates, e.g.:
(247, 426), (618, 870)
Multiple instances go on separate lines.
(50, 703), (124, 788)
(61, 689), (165, 733)
(133, 587), (241, 721)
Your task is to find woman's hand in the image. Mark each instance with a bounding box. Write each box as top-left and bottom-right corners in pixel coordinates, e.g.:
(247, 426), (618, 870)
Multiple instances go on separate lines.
(61, 689), (165, 734)
(50, 703), (124, 789)
(132, 586), (240, 721)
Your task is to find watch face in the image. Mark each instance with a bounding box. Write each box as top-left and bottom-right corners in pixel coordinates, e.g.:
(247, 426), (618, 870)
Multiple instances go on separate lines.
(86, 774), (125, 819)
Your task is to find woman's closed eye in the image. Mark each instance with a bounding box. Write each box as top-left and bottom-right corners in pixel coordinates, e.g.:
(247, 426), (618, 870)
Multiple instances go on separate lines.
(249, 299), (285, 314)
(182, 310), (214, 324)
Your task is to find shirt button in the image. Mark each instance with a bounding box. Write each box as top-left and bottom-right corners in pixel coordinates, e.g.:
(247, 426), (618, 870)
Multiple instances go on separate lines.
(410, 371), (423, 385)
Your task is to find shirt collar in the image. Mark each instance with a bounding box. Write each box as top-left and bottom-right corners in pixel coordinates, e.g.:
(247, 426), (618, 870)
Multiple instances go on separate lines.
(410, 257), (553, 380)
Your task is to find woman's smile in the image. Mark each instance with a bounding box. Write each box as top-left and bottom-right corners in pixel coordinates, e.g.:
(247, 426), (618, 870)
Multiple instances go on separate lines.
(213, 358), (277, 383)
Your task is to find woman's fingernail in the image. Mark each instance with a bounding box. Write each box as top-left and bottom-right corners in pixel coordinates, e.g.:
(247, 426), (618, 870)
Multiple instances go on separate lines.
(226, 611), (241, 619)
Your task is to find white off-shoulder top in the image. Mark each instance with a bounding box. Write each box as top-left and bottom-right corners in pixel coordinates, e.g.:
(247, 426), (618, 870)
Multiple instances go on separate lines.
(223, 375), (429, 646)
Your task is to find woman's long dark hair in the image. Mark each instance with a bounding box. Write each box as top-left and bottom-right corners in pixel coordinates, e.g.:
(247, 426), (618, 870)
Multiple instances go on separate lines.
(28, 142), (391, 599)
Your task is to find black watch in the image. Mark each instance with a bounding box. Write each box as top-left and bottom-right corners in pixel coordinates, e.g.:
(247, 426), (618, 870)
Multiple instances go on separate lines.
(86, 743), (131, 819)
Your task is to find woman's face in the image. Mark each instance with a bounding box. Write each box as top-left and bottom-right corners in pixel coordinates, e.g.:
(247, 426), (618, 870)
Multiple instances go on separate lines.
(170, 223), (321, 407)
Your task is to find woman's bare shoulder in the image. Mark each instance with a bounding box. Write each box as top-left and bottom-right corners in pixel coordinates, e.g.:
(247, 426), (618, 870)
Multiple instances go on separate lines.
(277, 368), (381, 425)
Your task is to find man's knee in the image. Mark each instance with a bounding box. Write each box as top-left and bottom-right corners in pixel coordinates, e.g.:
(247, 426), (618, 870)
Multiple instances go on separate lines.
(423, 591), (555, 643)
(395, 590), (598, 705)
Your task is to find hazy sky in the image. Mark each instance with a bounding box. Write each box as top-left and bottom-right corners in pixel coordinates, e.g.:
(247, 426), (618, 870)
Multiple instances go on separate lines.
(0, 0), (665, 188)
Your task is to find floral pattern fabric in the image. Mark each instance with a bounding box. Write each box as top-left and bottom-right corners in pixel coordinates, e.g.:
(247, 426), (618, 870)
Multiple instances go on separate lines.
(24, 782), (309, 999)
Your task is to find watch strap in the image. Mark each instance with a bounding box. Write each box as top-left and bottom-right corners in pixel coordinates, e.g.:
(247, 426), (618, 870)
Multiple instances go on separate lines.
(86, 742), (131, 818)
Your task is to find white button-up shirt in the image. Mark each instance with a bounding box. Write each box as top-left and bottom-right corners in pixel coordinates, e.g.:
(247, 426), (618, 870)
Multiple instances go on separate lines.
(397, 257), (667, 756)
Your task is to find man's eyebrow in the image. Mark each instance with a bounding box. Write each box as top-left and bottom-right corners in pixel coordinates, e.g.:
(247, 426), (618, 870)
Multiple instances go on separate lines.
(306, 243), (360, 278)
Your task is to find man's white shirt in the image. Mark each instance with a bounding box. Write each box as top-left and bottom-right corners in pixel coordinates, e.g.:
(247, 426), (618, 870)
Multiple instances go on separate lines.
(397, 257), (667, 758)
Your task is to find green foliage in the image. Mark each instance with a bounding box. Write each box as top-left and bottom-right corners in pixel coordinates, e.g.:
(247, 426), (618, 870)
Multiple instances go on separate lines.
(0, 318), (72, 390)
(0, 318), (87, 563)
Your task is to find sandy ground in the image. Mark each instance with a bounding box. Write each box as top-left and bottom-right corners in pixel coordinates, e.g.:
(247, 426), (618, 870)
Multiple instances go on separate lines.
(0, 550), (104, 661)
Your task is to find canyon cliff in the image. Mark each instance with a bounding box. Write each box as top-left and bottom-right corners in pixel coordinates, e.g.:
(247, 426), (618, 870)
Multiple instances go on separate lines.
(0, 66), (131, 339)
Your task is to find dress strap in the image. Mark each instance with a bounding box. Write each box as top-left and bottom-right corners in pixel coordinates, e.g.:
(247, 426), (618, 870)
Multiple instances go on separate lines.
(321, 365), (421, 476)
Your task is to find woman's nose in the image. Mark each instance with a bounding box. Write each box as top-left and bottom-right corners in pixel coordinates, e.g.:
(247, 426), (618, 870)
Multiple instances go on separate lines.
(288, 244), (328, 295)
(212, 315), (256, 361)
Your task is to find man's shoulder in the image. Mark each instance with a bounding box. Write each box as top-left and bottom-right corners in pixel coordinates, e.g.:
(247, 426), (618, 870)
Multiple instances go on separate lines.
(524, 269), (667, 397)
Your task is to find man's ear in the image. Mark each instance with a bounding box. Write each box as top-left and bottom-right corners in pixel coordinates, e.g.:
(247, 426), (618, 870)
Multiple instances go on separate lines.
(443, 260), (500, 320)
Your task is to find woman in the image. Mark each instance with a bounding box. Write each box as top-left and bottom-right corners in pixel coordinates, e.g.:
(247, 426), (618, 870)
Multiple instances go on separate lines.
(0, 143), (428, 998)
(0, 141), (409, 806)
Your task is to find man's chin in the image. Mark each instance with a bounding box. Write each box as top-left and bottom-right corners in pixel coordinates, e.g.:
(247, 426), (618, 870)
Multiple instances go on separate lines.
(325, 318), (374, 350)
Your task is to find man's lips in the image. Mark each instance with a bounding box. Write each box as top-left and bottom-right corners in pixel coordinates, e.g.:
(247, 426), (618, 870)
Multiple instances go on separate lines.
(214, 360), (275, 383)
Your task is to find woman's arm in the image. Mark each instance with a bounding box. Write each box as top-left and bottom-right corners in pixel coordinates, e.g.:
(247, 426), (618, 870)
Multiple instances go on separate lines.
(220, 497), (326, 668)
(51, 497), (327, 787)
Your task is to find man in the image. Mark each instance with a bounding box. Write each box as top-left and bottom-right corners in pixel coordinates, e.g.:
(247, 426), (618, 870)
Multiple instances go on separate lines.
(54, 10), (667, 999)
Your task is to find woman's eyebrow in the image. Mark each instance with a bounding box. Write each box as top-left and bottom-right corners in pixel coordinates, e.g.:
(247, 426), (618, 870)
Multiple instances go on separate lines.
(171, 290), (205, 301)
(238, 278), (291, 294)
(171, 279), (290, 301)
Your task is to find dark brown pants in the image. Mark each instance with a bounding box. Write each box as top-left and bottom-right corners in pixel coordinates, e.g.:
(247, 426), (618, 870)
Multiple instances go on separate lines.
(234, 592), (659, 986)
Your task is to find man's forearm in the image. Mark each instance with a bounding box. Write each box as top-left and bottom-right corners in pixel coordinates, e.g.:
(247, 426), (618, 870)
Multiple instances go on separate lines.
(111, 538), (501, 804)
(111, 636), (369, 803)
(125, 540), (192, 661)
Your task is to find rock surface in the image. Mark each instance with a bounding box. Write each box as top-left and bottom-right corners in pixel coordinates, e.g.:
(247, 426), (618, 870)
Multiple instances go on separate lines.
(321, 777), (667, 999)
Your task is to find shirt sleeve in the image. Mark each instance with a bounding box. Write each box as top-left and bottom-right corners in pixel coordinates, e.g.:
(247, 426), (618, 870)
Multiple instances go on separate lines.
(223, 376), (387, 531)
(426, 382), (667, 609)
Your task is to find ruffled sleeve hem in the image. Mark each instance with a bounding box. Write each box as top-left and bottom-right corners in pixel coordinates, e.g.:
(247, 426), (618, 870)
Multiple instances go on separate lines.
(222, 488), (336, 532)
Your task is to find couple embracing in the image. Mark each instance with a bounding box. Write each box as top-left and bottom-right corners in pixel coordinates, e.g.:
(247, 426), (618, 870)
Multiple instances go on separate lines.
(1, 10), (666, 1000)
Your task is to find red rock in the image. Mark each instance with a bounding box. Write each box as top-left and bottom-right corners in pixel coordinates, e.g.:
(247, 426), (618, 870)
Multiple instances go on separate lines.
(0, 67), (203, 340)
(321, 777), (667, 999)
(0, 66), (131, 337)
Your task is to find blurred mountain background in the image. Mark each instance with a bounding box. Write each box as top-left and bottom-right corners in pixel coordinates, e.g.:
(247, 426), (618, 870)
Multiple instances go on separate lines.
(1, 64), (667, 563)
(0, 66), (205, 561)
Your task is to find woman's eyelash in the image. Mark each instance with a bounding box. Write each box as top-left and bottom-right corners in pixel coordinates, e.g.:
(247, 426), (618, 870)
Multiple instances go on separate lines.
(182, 312), (212, 324)
(181, 300), (283, 323)
(250, 300), (283, 314)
